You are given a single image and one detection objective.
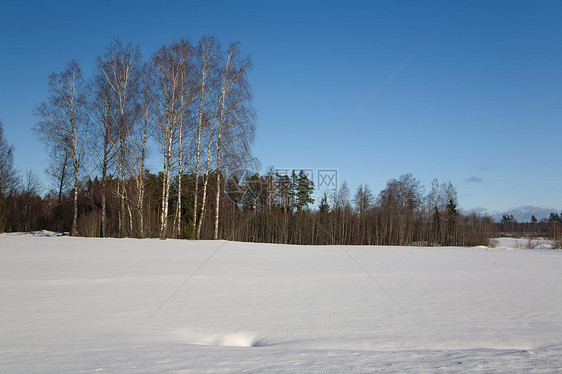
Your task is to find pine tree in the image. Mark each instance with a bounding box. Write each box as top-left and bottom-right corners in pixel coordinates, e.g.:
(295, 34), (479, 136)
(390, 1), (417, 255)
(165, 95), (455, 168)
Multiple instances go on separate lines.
(276, 173), (294, 213)
(319, 192), (329, 213)
(446, 198), (458, 216)
(295, 170), (315, 212)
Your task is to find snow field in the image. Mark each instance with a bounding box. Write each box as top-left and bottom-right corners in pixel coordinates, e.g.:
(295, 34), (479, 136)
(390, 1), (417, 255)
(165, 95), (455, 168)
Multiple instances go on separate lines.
(1, 235), (561, 372)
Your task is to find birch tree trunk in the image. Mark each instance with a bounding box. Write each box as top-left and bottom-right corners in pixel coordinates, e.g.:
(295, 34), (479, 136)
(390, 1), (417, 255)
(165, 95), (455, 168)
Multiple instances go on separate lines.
(174, 93), (185, 239)
(193, 71), (205, 238)
(212, 66), (229, 240)
(92, 64), (116, 237)
(133, 63), (154, 239)
(193, 37), (219, 238)
(196, 118), (217, 239)
(159, 131), (173, 239)
(72, 159), (79, 235)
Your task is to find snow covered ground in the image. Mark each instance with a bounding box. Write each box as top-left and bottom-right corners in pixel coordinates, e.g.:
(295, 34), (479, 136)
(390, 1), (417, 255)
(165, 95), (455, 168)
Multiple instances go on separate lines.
(1, 234), (561, 373)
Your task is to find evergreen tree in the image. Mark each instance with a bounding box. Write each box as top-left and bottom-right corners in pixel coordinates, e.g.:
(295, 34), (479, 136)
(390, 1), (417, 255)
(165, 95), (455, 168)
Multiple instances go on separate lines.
(319, 192), (330, 213)
(295, 170), (315, 212)
(446, 198), (458, 216)
(549, 212), (561, 223)
(276, 173), (294, 212)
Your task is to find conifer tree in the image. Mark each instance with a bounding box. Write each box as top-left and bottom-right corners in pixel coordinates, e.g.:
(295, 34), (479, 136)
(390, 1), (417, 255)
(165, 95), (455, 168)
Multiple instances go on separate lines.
(295, 170), (314, 212)
(319, 192), (330, 214)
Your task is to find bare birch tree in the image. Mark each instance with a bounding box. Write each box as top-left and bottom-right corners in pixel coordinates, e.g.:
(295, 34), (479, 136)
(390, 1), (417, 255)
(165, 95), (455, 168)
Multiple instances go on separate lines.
(34, 60), (90, 235)
(152, 40), (193, 239)
(212, 42), (255, 239)
(196, 106), (219, 239)
(0, 120), (19, 199)
(172, 46), (196, 239)
(44, 145), (72, 232)
(98, 40), (142, 237)
(130, 62), (155, 238)
(92, 59), (117, 237)
(192, 36), (221, 238)
(0, 119), (19, 233)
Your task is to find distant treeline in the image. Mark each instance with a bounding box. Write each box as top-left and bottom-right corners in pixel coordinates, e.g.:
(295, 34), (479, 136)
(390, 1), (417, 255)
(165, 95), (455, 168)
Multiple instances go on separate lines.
(0, 157), (499, 246)
(499, 213), (562, 242)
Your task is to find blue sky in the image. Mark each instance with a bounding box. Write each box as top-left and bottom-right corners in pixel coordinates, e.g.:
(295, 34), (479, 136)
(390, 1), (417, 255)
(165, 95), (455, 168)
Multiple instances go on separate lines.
(0, 0), (561, 220)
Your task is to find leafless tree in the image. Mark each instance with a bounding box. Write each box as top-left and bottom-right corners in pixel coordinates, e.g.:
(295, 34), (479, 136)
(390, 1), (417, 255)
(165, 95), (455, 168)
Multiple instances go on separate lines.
(92, 57), (117, 237)
(34, 61), (90, 235)
(20, 170), (43, 232)
(192, 36), (220, 238)
(354, 183), (373, 217)
(172, 45), (196, 239)
(377, 174), (424, 245)
(196, 114), (218, 239)
(98, 40), (142, 237)
(152, 39), (193, 239)
(212, 42), (256, 239)
(44, 145), (72, 231)
(0, 120), (18, 198)
(194, 41), (223, 239)
(0, 119), (19, 232)
(130, 62), (155, 238)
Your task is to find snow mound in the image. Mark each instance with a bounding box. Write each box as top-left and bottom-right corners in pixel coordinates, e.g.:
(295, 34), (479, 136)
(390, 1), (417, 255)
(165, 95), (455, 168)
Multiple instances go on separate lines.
(216, 333), (262, 347)
(1, 230), (61, 237)
(176, 330), (264, 347)
(198, 333), (263, 347)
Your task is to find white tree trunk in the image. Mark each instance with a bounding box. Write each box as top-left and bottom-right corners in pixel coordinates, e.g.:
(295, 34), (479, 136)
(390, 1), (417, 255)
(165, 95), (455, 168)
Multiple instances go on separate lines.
(160, 135), (172, 239)
(72, 168), (79, 236)
(193, 70), (205, 238)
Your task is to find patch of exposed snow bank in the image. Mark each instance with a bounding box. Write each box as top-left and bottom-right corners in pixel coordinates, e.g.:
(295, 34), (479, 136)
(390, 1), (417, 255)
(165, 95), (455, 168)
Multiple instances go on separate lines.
(1, 230), (61, 237)
(531, 243), (556, 249)
(489, 237), (558, 250)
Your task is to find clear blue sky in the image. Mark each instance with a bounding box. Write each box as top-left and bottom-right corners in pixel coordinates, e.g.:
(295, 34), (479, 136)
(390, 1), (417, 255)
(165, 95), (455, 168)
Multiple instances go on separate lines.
(1, 0), (561, 220)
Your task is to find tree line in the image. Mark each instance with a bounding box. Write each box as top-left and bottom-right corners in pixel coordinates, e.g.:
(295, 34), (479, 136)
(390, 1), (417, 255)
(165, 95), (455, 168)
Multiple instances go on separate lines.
(29, 37), (255, 239)
(216, 171), (497, 246)
(499, 213), (562, 243)
(1, 127), (499, 247)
